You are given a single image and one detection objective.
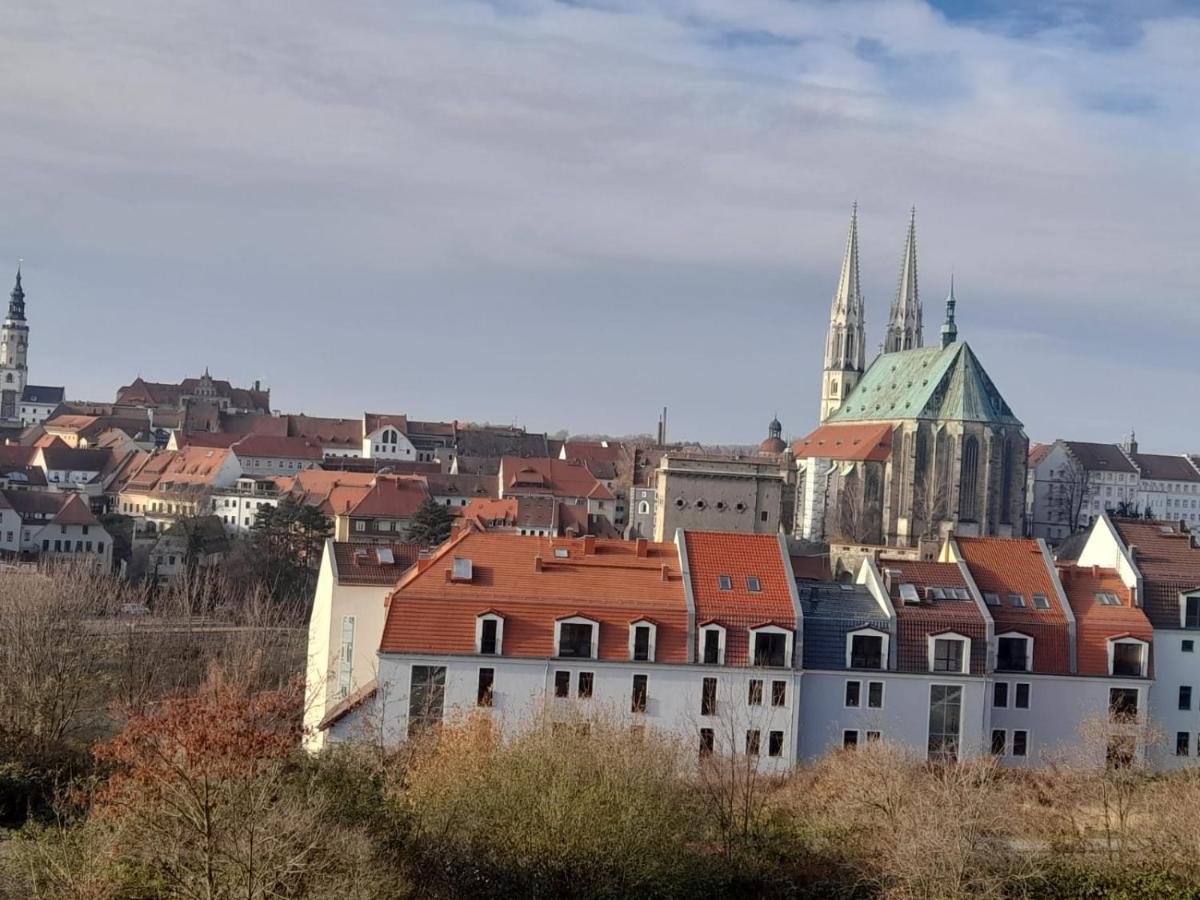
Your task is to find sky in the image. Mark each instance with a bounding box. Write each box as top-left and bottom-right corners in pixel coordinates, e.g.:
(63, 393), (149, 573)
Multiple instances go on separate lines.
(1, 0), (1197, 450)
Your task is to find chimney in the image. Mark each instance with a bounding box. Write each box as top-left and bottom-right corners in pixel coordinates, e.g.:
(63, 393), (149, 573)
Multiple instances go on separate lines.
(582, 535), (596, 555)
(253, 379), (261, 392)
(533, 555), (543, 573)
(883, 567), (901, 594)
(635, 538), (648, 558)
(417, 555), (434, 573)
(1128, 544), (1138, 563)
(661, 564), (670, 582)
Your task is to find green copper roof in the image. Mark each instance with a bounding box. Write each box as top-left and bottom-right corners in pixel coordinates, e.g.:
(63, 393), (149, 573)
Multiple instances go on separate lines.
(827, 341), (1022, 426)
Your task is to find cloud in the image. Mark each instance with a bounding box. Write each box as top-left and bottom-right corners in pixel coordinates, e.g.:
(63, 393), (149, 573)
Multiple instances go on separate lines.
(0, 0), (1195, 449)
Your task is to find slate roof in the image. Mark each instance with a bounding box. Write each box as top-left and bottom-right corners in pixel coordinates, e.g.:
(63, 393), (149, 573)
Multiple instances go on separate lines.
(797, 581), (890, 670)
(1132, 453), (1200, 483)
(1063, 441), (1137, 474)
(21, 385), (64, 404)
(828, 341), (1021, 426)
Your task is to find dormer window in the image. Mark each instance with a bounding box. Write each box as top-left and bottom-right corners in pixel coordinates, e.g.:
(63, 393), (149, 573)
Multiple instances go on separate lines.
(629, 620), (657, 662)
(996, 633), (1033, 672)
(929, 633), (970, 674)
(1109, 637), (1148, 678)
(1182, 593), (1200, 629)
(700, 623), (726, 665)
(846, 628), (887, 670)
(476, 613), (504, 656)
(555, 616), (599, 659)
(750, 625), (791, 668)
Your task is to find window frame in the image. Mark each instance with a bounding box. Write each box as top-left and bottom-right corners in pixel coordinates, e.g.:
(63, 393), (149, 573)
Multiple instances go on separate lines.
(867, 680), (884, 709)
(476, 667), (494, 707)
(1014, 681), (1031, 709)
(927, 632), (970, 674)
(554, 615), (600, 659)
(1181, 592), (1200, 629)
(631, 673), (648, 713)
(844, 679), (861, 708)
(1108, 637), (1149, 678)
(768, 730), (784, 758)
(700, 623), (727, 666)
(749, 624), (792, 668)
(475, 612), (504, 656)
(995, 631), (1034, 673)
(701, 677), (718, 717)
(629, 619), (657, 662)
(845, 627), (889, 670)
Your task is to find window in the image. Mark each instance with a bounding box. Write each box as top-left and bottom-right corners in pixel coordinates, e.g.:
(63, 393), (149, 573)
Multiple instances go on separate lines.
(959, 435), (979, 520)
(983, 591), (1000, 607)
(768, 730), (783, 757)
(1180, 685), (1192, 711)
(477, 668), (494, 707)
(554, 671), (570, 698)
(1031, 593), (1050, 610)
(337, 616), (355, 699)
(578, 671), (594, 699)
(993, 682), (1009, 708)
(932, 636), (967, 673)
(1184, 640), (1195, 653)
(1185, 596), (1200, 628)
(1015, 683), (1030, 709)
(997, 635), (1031, 672)
(557, 620), (596, 658)
(746, 576), (761, 593)
(699, 728), (714, 757)
(701, 626), (725, 665)
(848, 631), (885, 669)
(1177, 732), (1191, 757)
(991, 729), (1006, 756)
(746, 730), (761, 756)
(477, 615), (501, 655)
(748, 679), (763, 706)
(1011, 730), (1028, 757)
(927, 684), (963, 762)
(631, 674), (647, 713)
(760, 510), (768, 522)
(701, 677), (717, 716)
(617, 621), (646, 662)
(771, 680), (786, 707)
(408, 665), (446, 737)
(1096, 591), (1121, 606)
(1009, 593), (1025, 608)
(1111, 640), (1145, 677)
(718, 574), (733, 591)
(753, 629), (788, 667)
(843, 730), (859, 750)
(1109, 687), (1139, 722)
(865, 730), (881, 742)
(845, 680), (861, 708)
(868, 681), (884, 709)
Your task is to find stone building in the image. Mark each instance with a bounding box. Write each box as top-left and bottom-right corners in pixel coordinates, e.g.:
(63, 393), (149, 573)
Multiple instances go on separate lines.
(1, 267), (65, 425)
(653, 453), (789, 541)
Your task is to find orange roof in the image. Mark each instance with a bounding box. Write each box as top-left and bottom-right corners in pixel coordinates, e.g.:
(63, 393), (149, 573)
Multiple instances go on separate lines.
(501, 456), (615, 502)
(121, 447), (234, 492)
(1028, 442), (1053, 468)
(364, 413), (408, 436)
(881, 560), (989, 674)
(683, 531), (795, 666)
(1110, 518), (1200, 628)
(460, 497), (520, 529)
(332, 541), (427, 586)
(346, 476), (430, 519)
(33, 434), (69, 449)
(51, 494), (101, 527)
(379, 531), (688, 660)
(954, 536), (1071, 674)
(792, 422), (893, 461)
(1058, 564), (1153, 677)
(232, 434), (324, 460)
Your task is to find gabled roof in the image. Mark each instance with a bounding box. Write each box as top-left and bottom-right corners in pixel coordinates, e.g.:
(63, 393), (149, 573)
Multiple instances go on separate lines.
(20, 385), (64, 404)
(828, 341), (1021, 426)
(793, 422), (893, 461)
(286, 415), (363, 446)
(880, 560), (989, 675)
(1058, 564), (1153, 677)
(1063, 441), (1137, 474)
(1132, 453), (1200, 483)
(424, 473), (497, 499)
(500, 457), (614, 502)
(1109, 518), (1200, 628)
(231, 434), (324, 460)
(363, 413), (408, 436)
(39, 446), (111, 472)
(1028, 443), (1053, 468)
(561, 440), (623, 463)
(49, 494), (101, 527)
(345, 476), (430, 519)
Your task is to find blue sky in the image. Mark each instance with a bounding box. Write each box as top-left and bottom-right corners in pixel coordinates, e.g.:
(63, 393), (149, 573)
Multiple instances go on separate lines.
(1, 0), (1197, 449)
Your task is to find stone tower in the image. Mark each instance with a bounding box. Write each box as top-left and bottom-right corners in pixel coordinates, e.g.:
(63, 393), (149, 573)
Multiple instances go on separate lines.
(884, 208), (922, 353)
(820, 205), (867, 423)
(0, 266), (29, 421)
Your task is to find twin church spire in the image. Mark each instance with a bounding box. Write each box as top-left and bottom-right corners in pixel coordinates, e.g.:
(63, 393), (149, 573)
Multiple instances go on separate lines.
(819, 206), (957, 422)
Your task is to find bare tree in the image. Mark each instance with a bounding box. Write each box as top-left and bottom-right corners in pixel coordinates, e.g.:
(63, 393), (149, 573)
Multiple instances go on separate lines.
(1047, 454), (1093, 535)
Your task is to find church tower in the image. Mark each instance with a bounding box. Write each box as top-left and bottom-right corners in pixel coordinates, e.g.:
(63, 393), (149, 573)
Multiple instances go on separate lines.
(820, 205), (867, 423)
(0, 266), (29, 421)
(884, 209), (922, 353)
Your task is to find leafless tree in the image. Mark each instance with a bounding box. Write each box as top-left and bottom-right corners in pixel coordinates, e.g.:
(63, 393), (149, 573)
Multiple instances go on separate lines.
(1047, 454), (1093, 535)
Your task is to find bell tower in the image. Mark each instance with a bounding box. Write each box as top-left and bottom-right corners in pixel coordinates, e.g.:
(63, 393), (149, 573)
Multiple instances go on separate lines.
(820, 205), (867, 422)
(0, 265), (29, 421)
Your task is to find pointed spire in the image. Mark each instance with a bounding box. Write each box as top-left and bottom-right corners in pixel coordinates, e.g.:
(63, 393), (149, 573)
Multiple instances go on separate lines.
(7, 261), (26, 321)
(885, 208), (922, 353)
(820, 204), (868, 422)
(940, 272), (958, 349)
(832, 201), (863, 317)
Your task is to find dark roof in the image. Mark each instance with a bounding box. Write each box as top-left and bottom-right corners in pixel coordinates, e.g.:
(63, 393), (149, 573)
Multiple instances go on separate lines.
(1110, 518), (1200, 629)
(456, 427), (550, 459)
(40, 447), (111, 472)
(21, 385), (65, 404)
(1063, 441), (1137, 474)
(797, 582), (890, 671)
(1133, 453), (1200, 483)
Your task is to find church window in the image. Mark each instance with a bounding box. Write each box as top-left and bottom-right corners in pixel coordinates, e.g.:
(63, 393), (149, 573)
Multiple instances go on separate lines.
(1000, 437), (1014, 525)
(959, 436), (980, 522)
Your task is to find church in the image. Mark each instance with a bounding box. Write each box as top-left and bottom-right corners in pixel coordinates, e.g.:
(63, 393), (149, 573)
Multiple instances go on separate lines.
(794, 208), (1028, 550)
(1, 267), (65, 426)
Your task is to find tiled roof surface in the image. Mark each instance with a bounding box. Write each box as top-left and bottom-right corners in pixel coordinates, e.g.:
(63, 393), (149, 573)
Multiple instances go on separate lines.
(379, 532), (688, 660)
(955, 537), (1071, 674)
(21, 385), (64, 404)
(501, 457), (615, 502)
(883, 560), (988, 674)
(1110, 518), (1200, 628)
(562, 441), (622, 463)
(793, 422), (894, 461)
(364, 413), (409, 436)
(460, 498), (523, 529)
(1058, 564), (1153, 677)
(39, 447), (111, 472)
(332, 541), (427, 585)
(790, 554), (832, 582)
(684, 531), (795, 667)
(232, 434), (324, 460)
(50, 494), (101, 527)
(1133, 453), (1200, 483)
(175, 431), (241, 449)
(797, 582), (890, 670)
(346, 476), (430, 519)
(425, 473), (497, 499)
(286, 415), (363, 446)
(1063, 441), (1137, 474)
(1028, 443), (1053, 468)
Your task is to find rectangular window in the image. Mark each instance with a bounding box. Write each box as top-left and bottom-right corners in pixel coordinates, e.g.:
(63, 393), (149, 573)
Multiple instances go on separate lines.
(1109, 687), (1139, 722)
(1031, 593), (1050, 610)
(865, 730), (881, 742)
(1112, 643), (1143, 677)
(933, 638), (963, 673)
(1184, 640), (1195, 653)
(631, 674), (647, 713)
(1011, 730), (1028, 758)
(771, 680), (786, 707)
(746, 729), (760, 756)
(993, 682), (1009, 708)
(843, 730), (859, 750)
(754, 632), (787, 667)
(558, 622), (594, 658)
(845, 680), (861, 708)
(1009, 593), (1025, 608)
(1180, 685), (1192, 711)
(718, 574), (732, 591)
(477, 668), (494, 707)
(554, 670), (570, 698)
(927, 684), (963, 763)
(699, 728), (714, 757)
(990, 729), (1006, 755)
(746, 576), (762, 593)
(1014, 682), (1030, 709)
(983, 591), (1000, 607)
(997, 637), (1029, 672)
(703, 629), (721, 665)
(768, 730), (784, 757)
(867, 681), (884, 709)
(633, 625), (651, 661)
(337, 616), (355, 699)
(479, 618), (498, 655)
(1186, 596), (1200, 628)
(408, 665), (446, 737)
(578, 671), (594, 699)
(1177, 733), (1191, 757)
(701, 677), (717, 716)
(850, 634), (883, 669)
(748, 679), (763, 706)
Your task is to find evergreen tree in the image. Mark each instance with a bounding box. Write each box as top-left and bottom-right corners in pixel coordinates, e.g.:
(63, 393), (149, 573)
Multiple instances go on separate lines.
(406, 498), (453, 545)
(248, 498), (332, 599)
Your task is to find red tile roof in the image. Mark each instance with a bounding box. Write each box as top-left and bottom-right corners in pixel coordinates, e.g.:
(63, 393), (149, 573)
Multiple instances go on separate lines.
(1110, 518), (1200, 628)
(562, 441), (623, 464)
(346, 476), (430, 519)
(1028, 443), (1053, 468)
(364, 413), (409, 436)
(954, 537), (1071, 674)
(882, 560), (989, 674)
(1057, 564), (1153, 677)
(500, 457), (615, 502)
(379, 531), (688, 660)
(51, 494), (101, 527)
(683, 532), (795, 666)
(286, 415), (363, 446)
(792, 422), (893, 461)
(790, 554), (832, 582)
(331, 541), (427, 585)
(232, 434), (324, 460)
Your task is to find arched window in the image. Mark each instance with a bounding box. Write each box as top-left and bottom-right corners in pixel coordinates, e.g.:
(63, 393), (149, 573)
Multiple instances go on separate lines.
(1000, 436), (1014, 524)
(846, 330), (854, 361)
(959, 435), (980, 521)
(637, 500), (650, 515)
